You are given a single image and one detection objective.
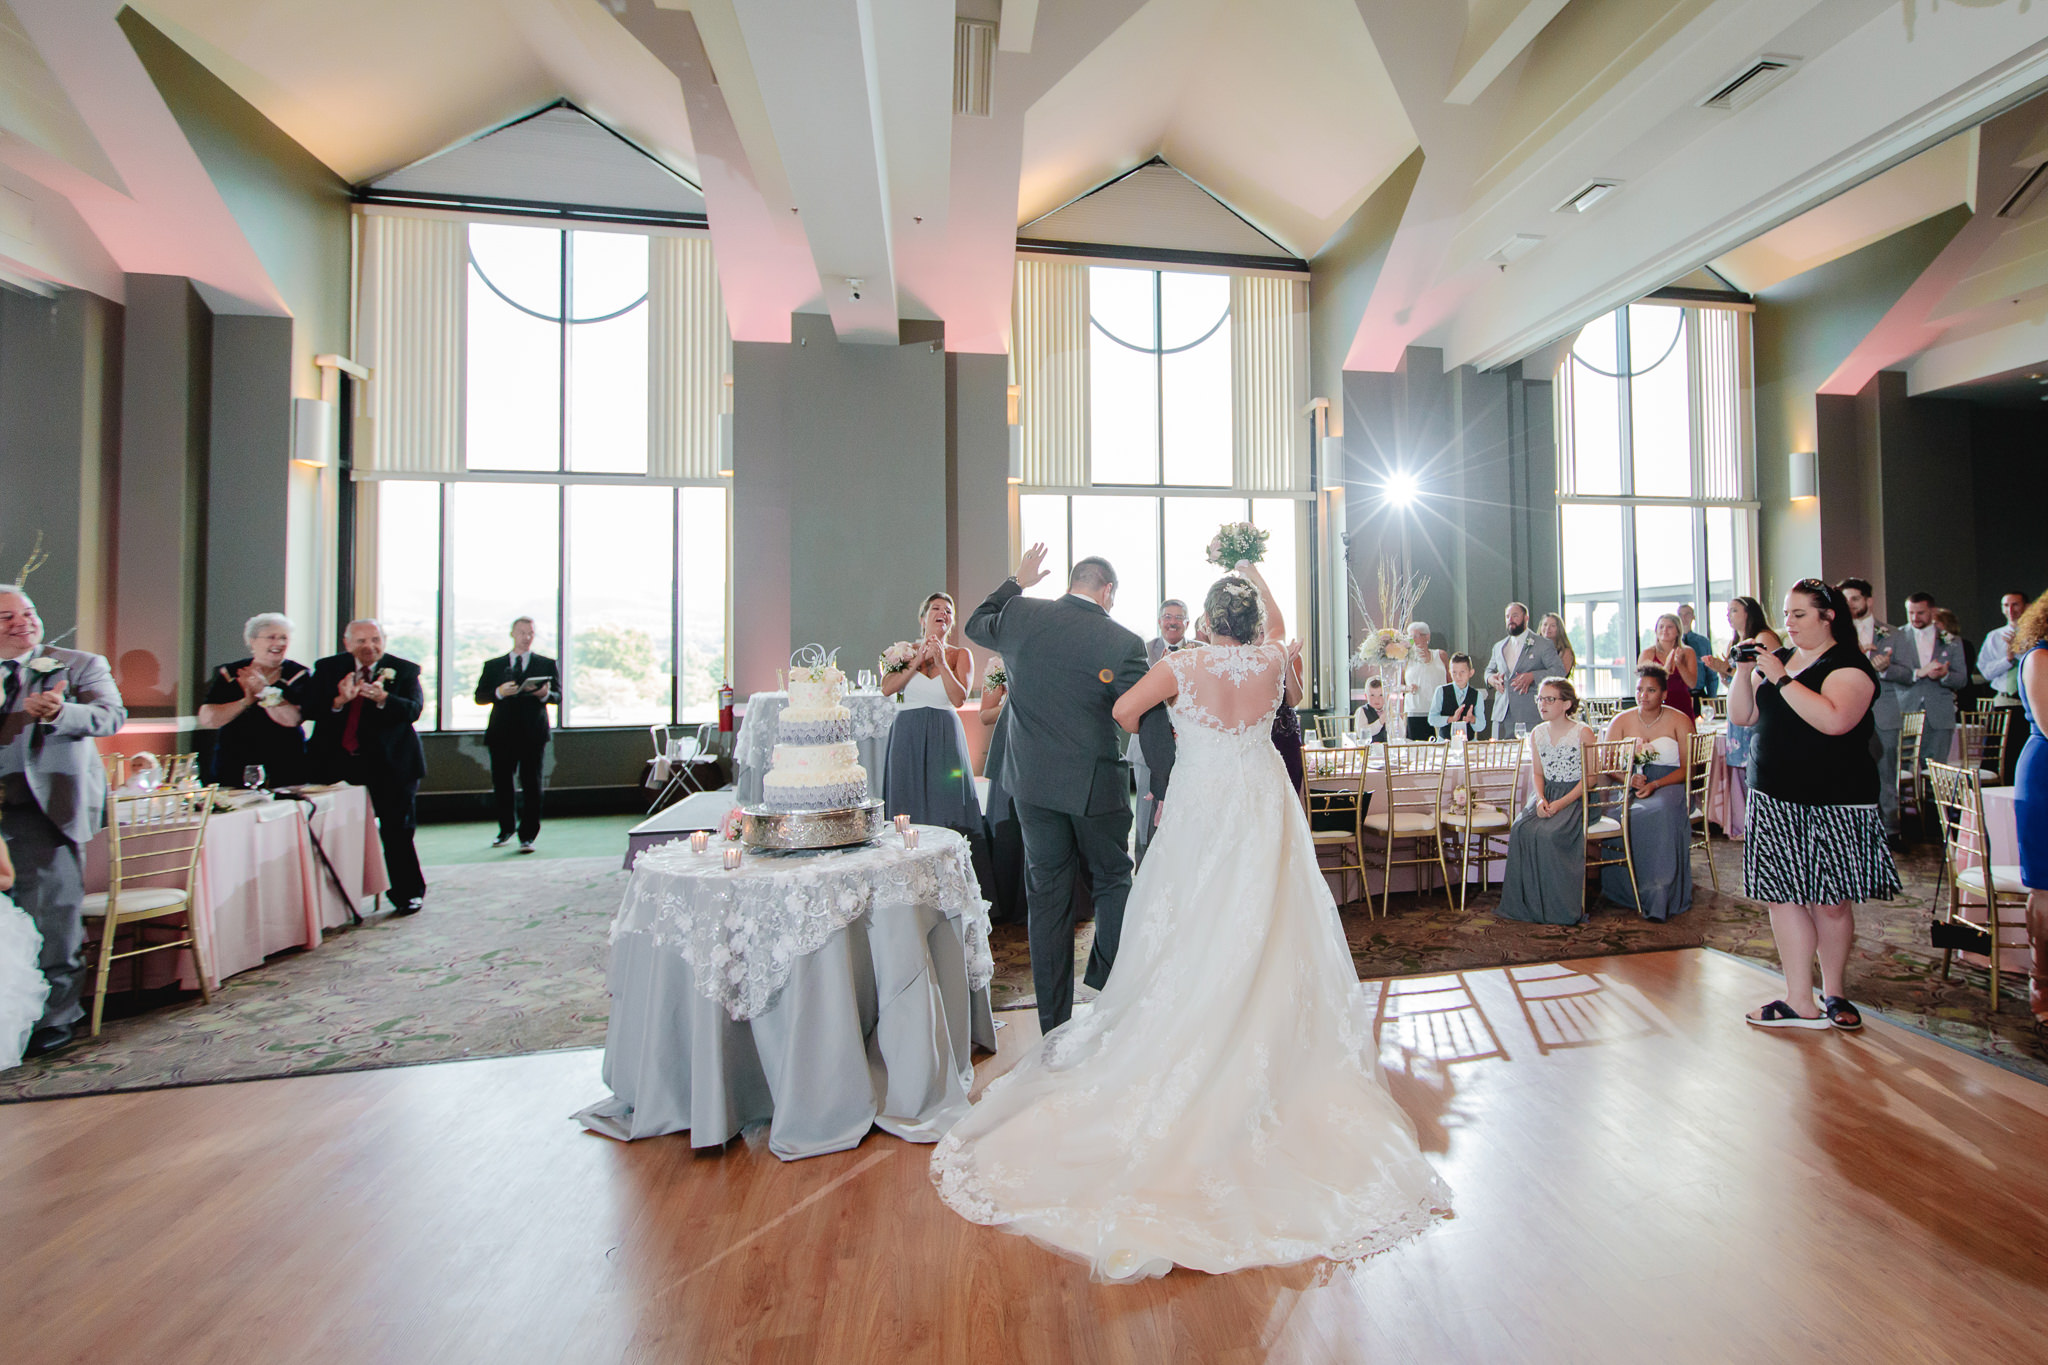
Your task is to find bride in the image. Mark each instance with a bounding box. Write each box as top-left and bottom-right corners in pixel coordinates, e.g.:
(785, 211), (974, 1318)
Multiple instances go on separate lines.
(0, 833), (49, 1071)
(931, 565), (1449, 1279)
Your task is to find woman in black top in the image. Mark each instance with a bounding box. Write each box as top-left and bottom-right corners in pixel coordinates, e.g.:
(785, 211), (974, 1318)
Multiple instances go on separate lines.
(1727, 579), (1900, 1031)
(197, 612), (311, 787)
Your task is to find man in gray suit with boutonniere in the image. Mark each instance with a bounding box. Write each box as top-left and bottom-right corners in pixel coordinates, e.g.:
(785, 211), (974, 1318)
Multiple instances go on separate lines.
(0, 585), (127, 1059)
(1881, 592), (1970, 818)
(1485, 601), (1564, 739)
(967, 546), (1176, 1034)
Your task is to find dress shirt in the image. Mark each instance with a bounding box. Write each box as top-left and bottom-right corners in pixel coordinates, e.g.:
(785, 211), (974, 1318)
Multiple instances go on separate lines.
(1909, 623), (1939, 676)
(1980, 624), (2020, 695)
(510, 652), (529, 674)
(1856, 616), (1876, 651)
(0, 657), (24, 784)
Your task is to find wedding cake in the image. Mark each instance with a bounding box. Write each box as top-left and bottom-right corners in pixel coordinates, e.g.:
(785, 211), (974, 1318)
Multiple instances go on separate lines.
(761, 654), (870, 812)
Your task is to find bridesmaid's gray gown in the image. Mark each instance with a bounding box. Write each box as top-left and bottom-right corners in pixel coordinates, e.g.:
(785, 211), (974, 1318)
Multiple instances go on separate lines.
(1496, 732), (1586, 926)
(1600, 750), (1693, 921)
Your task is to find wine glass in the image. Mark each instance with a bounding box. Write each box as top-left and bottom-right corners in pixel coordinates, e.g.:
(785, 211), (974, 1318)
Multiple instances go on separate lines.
(1514, 724), (1529, 741)
(244, 764), (266, 790)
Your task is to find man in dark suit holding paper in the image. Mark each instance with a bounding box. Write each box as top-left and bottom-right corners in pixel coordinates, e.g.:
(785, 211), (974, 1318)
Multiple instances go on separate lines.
(475, 616), (556, 852)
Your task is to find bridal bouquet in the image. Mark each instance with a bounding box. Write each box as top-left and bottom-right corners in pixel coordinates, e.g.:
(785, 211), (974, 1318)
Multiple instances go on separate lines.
(1206, 521), (1269, 569)
(982, 657), (1007, 691)
(880, 641), (917, 676)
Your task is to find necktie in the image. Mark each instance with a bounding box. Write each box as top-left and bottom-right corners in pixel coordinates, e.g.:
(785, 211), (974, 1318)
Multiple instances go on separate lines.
(2, 659), (18, 715)
(341, 666), (370, 755)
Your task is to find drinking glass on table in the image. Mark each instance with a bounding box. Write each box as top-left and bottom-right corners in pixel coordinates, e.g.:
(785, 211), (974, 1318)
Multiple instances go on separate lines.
(244, 765), (266, 790)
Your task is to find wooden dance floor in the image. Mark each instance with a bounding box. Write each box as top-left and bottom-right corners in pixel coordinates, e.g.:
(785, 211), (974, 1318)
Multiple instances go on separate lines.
(5, 949), (2047, 1363)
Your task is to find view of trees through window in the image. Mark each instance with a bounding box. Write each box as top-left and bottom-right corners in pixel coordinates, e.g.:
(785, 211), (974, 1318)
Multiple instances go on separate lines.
(369, 223), (727, 730)
(1555, 303), (1753, 697)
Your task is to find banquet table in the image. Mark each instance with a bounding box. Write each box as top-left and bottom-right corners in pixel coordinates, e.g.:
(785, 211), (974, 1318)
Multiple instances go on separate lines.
(84, 784), (388, 991)
(731, 690), (896, 806)
(576, 826), (997, 1160)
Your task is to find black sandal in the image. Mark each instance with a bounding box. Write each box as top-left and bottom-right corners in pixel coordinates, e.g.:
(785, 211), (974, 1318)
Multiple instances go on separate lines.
(1746, 1000), (1830, 1030)
(1819, 995), (1863, 1031)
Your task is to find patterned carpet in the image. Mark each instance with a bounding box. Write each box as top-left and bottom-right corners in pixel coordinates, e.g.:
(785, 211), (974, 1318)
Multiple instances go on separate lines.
(4, 828), (2042, 1101)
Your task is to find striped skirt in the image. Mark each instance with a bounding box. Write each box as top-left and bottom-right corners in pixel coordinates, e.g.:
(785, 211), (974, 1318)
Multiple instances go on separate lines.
(1741, 788), (1901, 906)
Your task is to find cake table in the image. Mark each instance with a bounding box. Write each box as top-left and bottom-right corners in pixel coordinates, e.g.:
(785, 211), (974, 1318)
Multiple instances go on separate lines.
(574, 826), (996, 1159)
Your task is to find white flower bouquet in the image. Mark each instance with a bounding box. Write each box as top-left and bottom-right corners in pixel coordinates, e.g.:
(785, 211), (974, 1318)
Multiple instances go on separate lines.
(982, 656), (1007, 690)
(880, 641), (917, 676)
(1206, 522), (1269, 569)
(1354, 627), (1410, 666)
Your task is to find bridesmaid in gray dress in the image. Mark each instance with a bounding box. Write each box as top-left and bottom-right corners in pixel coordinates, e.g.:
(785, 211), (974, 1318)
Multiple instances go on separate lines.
(1496, 678), (1598, 925)
(1599, 665), (1697, 921)
(883, 593), (983, 837)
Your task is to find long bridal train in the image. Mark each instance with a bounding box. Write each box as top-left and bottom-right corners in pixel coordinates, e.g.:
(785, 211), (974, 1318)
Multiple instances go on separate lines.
(931, 641), (1450, 1280)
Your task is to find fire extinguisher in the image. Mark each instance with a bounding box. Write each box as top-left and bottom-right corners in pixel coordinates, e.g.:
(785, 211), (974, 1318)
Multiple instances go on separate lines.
(718, 681), (735, 733)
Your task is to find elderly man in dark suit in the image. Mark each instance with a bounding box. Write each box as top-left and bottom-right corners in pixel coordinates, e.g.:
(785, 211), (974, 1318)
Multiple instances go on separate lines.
(0, 585), (127, 1058)
(474, 615), (555, 852)
(967, 546), (1176, 1034)
(307, 619), (428, 915)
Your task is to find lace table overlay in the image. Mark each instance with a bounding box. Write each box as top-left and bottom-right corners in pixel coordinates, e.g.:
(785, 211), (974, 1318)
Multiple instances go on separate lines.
(733, 690), (898, 772)
(614, 828), (992, 1021)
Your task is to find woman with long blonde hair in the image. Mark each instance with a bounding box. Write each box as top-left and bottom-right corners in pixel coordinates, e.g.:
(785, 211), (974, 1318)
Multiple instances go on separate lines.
(1539, 613), (1577, 681)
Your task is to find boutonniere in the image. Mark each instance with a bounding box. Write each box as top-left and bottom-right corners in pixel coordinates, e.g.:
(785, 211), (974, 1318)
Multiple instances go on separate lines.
(1873, 623), (1892, 641)
(375, 667), (396, 684)
(257, 685), (284, 707)
(27, 656), (62, 675)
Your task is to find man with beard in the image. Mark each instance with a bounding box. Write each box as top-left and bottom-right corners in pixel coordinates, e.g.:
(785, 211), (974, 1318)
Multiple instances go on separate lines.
(1838, 578), (1904, 845)
(1485, 602), (1563, 740)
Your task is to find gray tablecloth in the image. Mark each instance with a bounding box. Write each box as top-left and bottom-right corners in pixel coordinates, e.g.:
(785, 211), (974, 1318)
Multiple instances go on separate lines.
(731, 690), (896, 806)
(575, 828), (996, 1160)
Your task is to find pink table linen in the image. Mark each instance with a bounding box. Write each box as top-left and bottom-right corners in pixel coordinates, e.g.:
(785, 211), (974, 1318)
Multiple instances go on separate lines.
(84, 785), (389, 991)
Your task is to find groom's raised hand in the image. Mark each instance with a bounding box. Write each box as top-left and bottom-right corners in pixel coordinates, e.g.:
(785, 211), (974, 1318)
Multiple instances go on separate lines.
(1016, 542), (1050, 589)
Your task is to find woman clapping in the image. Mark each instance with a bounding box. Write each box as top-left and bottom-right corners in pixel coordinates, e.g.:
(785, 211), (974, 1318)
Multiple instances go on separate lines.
(882, 593), (984, 843)
(1728, 579), (1899, 1031)
(197, 612), (309, 787)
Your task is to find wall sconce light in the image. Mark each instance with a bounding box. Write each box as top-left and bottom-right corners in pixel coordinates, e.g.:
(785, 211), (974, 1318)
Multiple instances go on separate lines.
(719, 373), (735, 476)
(291, 397), (334, 468)
(1006, 383), (1022, 483)
(1789, 449), (1818, 501)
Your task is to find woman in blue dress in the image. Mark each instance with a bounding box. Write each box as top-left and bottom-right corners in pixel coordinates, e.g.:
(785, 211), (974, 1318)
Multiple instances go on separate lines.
(2011, 592), (2048, 1030)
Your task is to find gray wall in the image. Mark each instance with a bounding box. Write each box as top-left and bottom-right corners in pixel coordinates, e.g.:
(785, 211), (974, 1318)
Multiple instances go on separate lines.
(1308, 150), (1423, 426)
(0, 287), (120, 648)
(1751, 207), (1968, 605)
(733, 313), (950, 693)
(115, 274), (212, 716)
(204, 314), (294, 670)
(947, 349), (1012, 675)
(1341, 346), (1556, 674)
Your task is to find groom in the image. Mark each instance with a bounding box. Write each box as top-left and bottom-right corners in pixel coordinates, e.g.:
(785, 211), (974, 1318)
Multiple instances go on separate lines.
(968, 546), (1175, 1034)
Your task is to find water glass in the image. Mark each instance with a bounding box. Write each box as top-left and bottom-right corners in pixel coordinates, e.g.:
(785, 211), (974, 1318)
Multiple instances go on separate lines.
(244, 765), (266, 790)
(1514, 725), (1528, 741)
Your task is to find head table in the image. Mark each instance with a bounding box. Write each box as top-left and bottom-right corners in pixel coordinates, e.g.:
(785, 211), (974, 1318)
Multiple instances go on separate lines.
(731, 689), (897, 807)
(575, 825), (996, 1160)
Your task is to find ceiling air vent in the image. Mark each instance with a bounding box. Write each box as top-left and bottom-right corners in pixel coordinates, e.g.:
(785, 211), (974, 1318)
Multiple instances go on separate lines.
(1487, 234), (1546, 265)
(1554, 181), (1619, 214)
(955, 19), (995, 118)
(1998, 162), (2048, 220)
(1699, 56), (1800, 112)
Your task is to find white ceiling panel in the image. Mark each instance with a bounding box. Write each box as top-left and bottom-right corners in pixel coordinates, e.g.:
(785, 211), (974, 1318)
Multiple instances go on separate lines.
(369, 105), (704, 217)
(1020, 160), (1290, 259)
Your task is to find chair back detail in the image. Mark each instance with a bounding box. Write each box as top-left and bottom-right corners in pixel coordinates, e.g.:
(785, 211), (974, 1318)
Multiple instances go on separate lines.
(83, 786), (218, 1036)
(1923, 760), (2027, 1008)
(1359, 742), (1451, 918)
(1303, 745), (1369, 906)
(1580, 739), (1640, 916)
(1685, 730), (1720, 892)
(1313, 714), (1350, 745)
(1443, 739), (1521, 909)
(1898, 711), (1927, 822)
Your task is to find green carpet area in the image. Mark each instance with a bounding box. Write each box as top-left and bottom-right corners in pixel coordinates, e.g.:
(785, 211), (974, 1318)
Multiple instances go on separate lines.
(415, 814), (641, 865)
(4, 827), (2043, 1101)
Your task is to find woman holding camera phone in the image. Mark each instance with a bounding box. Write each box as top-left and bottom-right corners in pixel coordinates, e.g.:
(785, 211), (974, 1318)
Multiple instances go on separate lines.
(1727, 580), (1899, 1031)
(1702, 597), (1782, 836)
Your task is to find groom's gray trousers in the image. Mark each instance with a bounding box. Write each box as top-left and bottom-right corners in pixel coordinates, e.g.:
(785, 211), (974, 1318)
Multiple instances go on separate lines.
(1014, 797), (1132, 1036)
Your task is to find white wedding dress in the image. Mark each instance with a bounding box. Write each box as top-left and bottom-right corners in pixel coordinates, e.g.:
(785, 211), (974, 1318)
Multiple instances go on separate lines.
(0, 891), (48, 1070)
(931, 642), (1450, 1279)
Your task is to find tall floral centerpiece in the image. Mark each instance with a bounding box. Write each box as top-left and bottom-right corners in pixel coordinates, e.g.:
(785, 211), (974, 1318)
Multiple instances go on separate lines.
(1349, 556), (1431, 713)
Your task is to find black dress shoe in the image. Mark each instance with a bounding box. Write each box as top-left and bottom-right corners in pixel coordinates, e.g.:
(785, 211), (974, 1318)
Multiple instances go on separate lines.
(491, 833), (513, 848)
(389, 896), (423, 917)
(24, 1025), (76, 1060)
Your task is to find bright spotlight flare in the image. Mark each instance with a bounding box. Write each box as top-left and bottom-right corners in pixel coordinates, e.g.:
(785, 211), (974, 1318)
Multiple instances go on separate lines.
(1382, 470), (1420, 508)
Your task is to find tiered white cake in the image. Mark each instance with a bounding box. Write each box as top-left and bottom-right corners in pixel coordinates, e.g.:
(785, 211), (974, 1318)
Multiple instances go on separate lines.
(761, 659), (870, 813)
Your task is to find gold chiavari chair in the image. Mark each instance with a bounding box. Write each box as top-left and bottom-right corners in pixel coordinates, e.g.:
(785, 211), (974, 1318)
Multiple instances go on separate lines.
(81, 785), (217, 1036)
(1958, 711), (2010, 785)
(1580, 698), (1622, 729)
(1361, 741), (1451, 917)
(1898, 711), (1926, 826)
(1313, 714), (1351, 746)
(1695, 696), (1722, 725)
(165, 752), (200, 788)
(1442, 739), (1521, 910)
(100, 751), (127, 789)
(1685, 730), (1720, 892)
(1582, 739), (1639, 916)
(1924, 760), (2027, 1009)
(1303, 744), (1370, 905)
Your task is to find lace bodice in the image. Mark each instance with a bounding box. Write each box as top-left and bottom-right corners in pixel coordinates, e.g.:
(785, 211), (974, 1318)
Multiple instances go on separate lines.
(1165, 643), (1288, 738)
(1531, 726), (1584, 783)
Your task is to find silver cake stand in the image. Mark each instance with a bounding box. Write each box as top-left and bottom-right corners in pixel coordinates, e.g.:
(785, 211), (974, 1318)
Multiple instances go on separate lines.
(740, 799), (887, 850)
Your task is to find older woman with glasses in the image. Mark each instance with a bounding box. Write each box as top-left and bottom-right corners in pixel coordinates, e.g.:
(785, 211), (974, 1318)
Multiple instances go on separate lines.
(197, 612), (310, 787)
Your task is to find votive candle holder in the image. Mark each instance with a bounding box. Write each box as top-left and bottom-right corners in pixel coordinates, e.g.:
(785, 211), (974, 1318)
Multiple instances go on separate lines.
(690, 830), (710, 854)
(903, 828), (920, 849)
(723, 847), (743, 871)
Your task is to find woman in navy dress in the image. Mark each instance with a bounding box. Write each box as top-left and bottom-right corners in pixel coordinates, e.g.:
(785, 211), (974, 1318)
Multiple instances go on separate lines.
(2010, 591), (2048, 1029)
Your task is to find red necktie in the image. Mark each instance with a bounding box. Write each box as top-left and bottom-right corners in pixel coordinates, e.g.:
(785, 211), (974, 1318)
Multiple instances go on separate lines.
(340, 666), (369, 754)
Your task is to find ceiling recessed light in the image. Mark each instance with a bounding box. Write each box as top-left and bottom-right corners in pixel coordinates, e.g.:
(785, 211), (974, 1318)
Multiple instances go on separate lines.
(1555, 180), (1620, 214)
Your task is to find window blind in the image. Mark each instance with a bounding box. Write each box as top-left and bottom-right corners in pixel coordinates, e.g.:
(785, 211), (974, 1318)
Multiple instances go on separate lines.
(1011, 259), (1088, 487)
(357, 212), (467, 475)
(649, 235), (728, 481)
(1231, 274), (1307, 492)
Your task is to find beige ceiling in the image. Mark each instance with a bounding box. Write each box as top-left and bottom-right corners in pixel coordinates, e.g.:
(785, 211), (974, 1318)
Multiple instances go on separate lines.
(1018, 0), (1416, 260)
(128, 0), (700, 185)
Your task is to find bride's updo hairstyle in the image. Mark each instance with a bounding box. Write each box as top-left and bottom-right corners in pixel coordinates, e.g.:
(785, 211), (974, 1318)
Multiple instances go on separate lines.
(1203, 575), (1264, 645)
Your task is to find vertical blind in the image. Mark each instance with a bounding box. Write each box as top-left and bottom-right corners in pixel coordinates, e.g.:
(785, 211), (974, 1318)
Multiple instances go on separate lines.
(1010, 259), (1089, 487)
(358, 212), (467, 475)
(648, 235), (728, 481)
(1230, 274), (1307, 492)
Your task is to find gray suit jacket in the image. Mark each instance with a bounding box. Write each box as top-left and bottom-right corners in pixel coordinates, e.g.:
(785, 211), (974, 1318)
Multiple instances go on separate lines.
(1485, 633), (1563, 737)
(967, 581), (1174, 817)
(1, 646), (127, 846)
(1880, 625), (1968, 727)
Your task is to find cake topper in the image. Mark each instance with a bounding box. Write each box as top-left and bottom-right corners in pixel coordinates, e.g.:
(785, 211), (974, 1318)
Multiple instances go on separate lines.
(789, 643), (842, 673)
